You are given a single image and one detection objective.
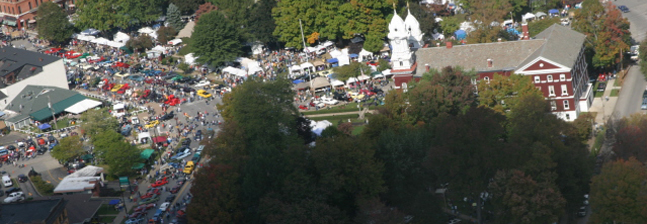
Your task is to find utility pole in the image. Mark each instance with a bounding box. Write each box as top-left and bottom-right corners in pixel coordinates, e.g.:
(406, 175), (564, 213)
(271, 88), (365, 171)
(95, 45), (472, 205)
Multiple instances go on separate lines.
(47, 95), (59, 130)
(299, 19), (308, 62)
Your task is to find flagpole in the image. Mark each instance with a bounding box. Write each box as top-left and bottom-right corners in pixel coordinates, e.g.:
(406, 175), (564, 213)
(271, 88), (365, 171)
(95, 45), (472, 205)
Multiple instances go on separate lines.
(299, 19), (308, 62)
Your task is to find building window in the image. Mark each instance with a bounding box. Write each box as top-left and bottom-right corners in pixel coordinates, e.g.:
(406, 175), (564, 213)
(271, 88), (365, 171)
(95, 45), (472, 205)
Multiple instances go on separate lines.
(566, 114), (571, 120)
(547, 75), (553, 82)
(399, 61), (403, 67)
(548, 85), (555, 96)
(17, 6), (21, 14)
(35, 0), (38, 6)
(563, 100), (570, 110)
(560, 74), (566, 81)
(550, 101), (557, 111)
(28, 2), (31, 9)
(484, 76), (490, 83)
(561, 85), (568, 96)
(534, 76), (540, 83)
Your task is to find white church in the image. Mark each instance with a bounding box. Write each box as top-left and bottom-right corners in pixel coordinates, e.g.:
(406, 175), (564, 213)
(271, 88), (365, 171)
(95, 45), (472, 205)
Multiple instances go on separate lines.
(388, 4), (424, 88)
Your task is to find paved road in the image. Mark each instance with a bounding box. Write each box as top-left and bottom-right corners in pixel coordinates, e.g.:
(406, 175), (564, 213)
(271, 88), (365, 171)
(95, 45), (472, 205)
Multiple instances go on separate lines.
(612, 0), (647, 119)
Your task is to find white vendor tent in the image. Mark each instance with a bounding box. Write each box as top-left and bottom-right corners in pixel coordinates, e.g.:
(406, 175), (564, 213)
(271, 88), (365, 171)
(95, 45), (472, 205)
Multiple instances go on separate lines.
(346, 77), (359, 84)
(289, 65), (302, 75)
(337, 55), (350, 66)
(522, 12), (536, 21)
(310, 120), (333, 136)
(113, 103), (125, 110)
(311, 77), (331, 89)
(107, 41), (125, 48)
(152, 45), (167, 52)
(138, 27), (155, 34)
(358, 49), (373, 62)
(91, 37), (110, 45)
(76, 35), (96, 41)
(185, 53), (198, 65)
(300, 62), (315, 73)
(113, 32), (130, 43)
(138, 132), (151, 143)
(223, 66), (247, 77)
(331, 80), (345, 87)
(65, 99), (103, 114)
(168, 39), (182, 45)
(329, 50), (343, 58)
(358, 74), (371, 81)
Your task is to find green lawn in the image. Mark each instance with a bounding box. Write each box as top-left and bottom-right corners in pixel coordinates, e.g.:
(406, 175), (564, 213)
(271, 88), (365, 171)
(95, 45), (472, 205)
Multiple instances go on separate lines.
(352, 125), (366, 135)
(594, 82), (604, 97)
(97, 204), (120, 215)
(178, 38), (192, 56)
(302, 102), (383, 115)
(610, 89), (619, 97)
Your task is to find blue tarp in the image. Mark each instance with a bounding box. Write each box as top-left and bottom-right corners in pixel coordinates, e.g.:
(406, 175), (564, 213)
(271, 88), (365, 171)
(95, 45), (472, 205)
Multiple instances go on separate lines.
(38, 123), (51, 130)
(108, 199), (121, 205)
(349, 54), (358, 58)
(548, 9), (559, 14)
(327, 58), (338, 63)
(292, 80), (304, 84)
(454, 30), (467, 40)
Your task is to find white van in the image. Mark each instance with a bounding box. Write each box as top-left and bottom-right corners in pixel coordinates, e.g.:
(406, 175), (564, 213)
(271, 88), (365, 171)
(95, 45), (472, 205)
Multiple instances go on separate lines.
(3, 175), (12, 187)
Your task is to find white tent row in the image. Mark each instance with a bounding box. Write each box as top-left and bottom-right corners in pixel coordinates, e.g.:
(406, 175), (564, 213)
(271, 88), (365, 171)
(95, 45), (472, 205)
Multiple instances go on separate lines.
(223, 66), (247, 77)
(168, 39), (182, 45)
(151, 45), (168, 52)
(91, 37), (110, 45)
(331, 79), (345, 87)
(76, 35), (96, 41)
(237, 57), (264, 74)
(113, 31), (130, 43)
(65, 99), (103, 114)
(107, 41), (125, 48)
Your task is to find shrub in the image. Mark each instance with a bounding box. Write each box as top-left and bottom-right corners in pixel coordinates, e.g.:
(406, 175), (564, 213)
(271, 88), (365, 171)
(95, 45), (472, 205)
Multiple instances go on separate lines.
(31, 175), (54, 196)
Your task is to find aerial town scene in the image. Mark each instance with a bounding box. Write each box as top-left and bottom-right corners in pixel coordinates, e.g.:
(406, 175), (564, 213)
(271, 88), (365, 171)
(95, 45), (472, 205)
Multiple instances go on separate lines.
(0, 0), (642, 223)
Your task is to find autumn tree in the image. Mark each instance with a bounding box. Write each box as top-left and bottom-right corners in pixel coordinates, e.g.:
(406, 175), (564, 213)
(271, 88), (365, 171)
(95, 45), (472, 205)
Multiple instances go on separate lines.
(170, 0), (204, 14)
(187, 164), (243, 223)
(477, 73), (542, 114)
(612, 114), (647, 162)
(333, 62), (371, 82)
(51, 136), (85, 163)
(489, 169), (565, 224)
(125, 35), (154, 52)
(590, 157), (647, 223)
(195, 2), (218, 22)
(156, 26), (177, 44)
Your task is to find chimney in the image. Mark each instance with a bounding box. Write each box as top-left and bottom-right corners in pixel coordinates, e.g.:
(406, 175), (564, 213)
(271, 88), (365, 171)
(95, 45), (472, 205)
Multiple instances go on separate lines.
(521, 22), (529, 40)
(446, 42), (453, 49)
(487, 59), (493, 68)
(39, 58), (43, 61)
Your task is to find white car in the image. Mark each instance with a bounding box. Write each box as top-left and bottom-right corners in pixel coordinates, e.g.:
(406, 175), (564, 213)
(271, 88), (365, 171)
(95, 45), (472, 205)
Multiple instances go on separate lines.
(4, 192), (24, 203)
(320, 97), (339, 105)
(194, 80), (211, 87)
(131, 117), (140, 124)
(159, 202), (170, 211)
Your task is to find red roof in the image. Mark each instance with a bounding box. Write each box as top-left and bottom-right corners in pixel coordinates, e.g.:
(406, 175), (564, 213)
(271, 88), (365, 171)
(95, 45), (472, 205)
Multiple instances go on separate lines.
(152, 136), (167, 143)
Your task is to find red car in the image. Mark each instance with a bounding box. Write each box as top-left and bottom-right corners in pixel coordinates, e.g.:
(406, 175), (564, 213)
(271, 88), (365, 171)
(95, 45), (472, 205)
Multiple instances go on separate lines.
(113, 61), (130, 68)
(134, 203), (156, 212)
(298, 105), (308, 110)
(150, 177), (168, 188)
(140, 188), (161, 199)
(88, 56), (105, 63)
(117, 83), (130, 94)
(170, 186), (180, 194)
(128, 211), (144, 219)
(44, 48), (62, 54)
(366, 61), (379, 66)
(64, 51), (82, 59)
(144, 78), (154, 84)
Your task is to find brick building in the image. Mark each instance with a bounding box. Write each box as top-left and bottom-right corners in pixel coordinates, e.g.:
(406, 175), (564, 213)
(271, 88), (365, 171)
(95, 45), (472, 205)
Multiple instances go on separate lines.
(0, 0), (74, 29)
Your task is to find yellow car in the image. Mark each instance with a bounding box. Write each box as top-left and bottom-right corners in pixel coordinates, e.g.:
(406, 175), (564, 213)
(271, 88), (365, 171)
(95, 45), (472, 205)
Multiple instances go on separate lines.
(197, 89), (212, 98)
(111, 84), (123, 92)
(144, 120), (159, 129)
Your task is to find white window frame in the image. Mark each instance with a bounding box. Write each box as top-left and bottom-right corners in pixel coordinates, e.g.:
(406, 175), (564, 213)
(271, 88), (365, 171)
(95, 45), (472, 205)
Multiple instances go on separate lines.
(484, 76), (490, 83)
(550, 101), (557, 111)
(561, 84), (568, 96)
(563, 100), (570, 110)
(559, 74), (566, 81)
(547, 75), (553, 82)
(548, 85), (555, 97)
(534, 76), (540, 83)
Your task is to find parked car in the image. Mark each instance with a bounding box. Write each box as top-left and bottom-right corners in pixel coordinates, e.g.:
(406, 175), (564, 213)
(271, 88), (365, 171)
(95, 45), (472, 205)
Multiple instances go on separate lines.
(171, 151), (191, 161)
(577, 206), (587, 217)
(125, 218), (144, 224)
(138, 194), (160, 205)
(150, 177), (169, 188)
(3, 191), (24, 203)
(17, 174), (28, 183)
(618, 5), (629, 13)
(596, 82), (607, 92)
(5, 187), (20, 195)
(165, 195), (176, 202)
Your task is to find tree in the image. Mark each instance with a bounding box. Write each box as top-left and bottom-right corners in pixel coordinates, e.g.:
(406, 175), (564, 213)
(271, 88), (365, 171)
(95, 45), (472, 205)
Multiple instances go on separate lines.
(527, 17), (560, 37)
(590, 157), (647, 223)
(407, 2), (438, 41)
(333, 62), (370, 82)
(354, 198), (406, 224)
(195, 2), (218, 22)
(440, 16), (460, 36)
(167, 3), (185, 31)
(51, 136), (85, 163)
(612, 114), (647, 162)
(156, 26), (177, 44)
(192, 11), (242, 67)
(407, 67), (477, 123)
(81, 108), (119, 138)
(465, 0), (512, 27)
(126, 35), (154, 52)
(376, 59), (391, 72)
(76, 0), (163, 31)
(248, 0), (278, 46)
(187, 163), (243, 223)
(208, 0), (254, 40)
(118, 0), (164, 26)
(489, 169), (565, 224)
(571, 112), (595, 142)
(92, 130), (139, 176)
(170, 0), (204, 14)
(36, 2), (73, 43)
(477, 73), (542, 114)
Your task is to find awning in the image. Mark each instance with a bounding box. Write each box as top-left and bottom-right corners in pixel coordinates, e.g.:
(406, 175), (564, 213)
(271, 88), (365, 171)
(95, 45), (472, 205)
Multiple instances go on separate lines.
(65, 99), (102, 114)
(108, 199), (121, 205)
(30, 94), (87, 121)
(140, 149), (155, 160)
(548, 9), (559, 14)
(131, 163), (145, 170)
(38, 123), (51, 130)
(327, 58), (338, 63)
(3, 21), (16, 26)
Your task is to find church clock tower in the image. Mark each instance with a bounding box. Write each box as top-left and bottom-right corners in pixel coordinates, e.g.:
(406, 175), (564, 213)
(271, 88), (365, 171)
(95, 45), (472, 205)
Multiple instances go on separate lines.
(388, 7), (414, 71)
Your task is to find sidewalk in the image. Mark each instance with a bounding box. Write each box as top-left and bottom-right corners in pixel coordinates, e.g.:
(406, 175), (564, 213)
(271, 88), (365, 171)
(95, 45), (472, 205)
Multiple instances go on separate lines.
(588, 78), (618, 125)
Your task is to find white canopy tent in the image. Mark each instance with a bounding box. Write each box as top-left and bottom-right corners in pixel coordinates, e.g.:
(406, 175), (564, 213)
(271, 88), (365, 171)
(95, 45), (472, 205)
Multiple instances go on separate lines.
(138, 132), (151, 143)
(64, 99), (103, 114)
(337, 55), (350, 66)
(223, 66), (247, 77)
(535, 12), (547, 18)
(107, 41), (125, 48)
(522, 12), (536, 21)
(331, 80), (345, 87)
(300, 62), (315, 73)
(168, 39), (182, 45)
(346, 77), (359, 84)
(138, 27), (155, 34)
(289, 65), (302, 75)
(329, 50), (343, 59)
(91, 37), (110, 45)
(358, 74), (371, 81)
(310, 120), (333, 136)
(323, 41), (335, 48)
(76, 35), (96, 41)
(151, 45), (168, 52)
(113, 32), (130, 43)
(358, 49), (373, 62)
(185, 53), (198, 65)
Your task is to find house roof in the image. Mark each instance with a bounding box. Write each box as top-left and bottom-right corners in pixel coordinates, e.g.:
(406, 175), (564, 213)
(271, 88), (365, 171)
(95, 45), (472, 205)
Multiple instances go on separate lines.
(5, 85), (86, 121)
(0, 47), (60, 87)
(520, 24), (587, 68)
(415, 40), (546, 74)
(414, 24), (587, 74)
(42, 194), (102, 224)
(0, 198), (67, 224)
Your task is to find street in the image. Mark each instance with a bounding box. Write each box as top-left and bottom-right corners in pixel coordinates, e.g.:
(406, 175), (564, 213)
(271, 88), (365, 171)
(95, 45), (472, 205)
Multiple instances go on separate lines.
(611, 0), (647, 119)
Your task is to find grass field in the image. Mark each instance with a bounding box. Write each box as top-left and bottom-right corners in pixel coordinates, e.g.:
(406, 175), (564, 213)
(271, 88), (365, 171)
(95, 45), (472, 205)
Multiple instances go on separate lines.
(301, 102), (383, 115)
(610, 89), (619, 97)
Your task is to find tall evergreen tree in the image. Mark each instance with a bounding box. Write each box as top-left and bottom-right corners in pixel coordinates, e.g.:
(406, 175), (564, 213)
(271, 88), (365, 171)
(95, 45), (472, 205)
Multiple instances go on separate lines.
(192, 11), (242, 67)
(167, 3), (185, 31)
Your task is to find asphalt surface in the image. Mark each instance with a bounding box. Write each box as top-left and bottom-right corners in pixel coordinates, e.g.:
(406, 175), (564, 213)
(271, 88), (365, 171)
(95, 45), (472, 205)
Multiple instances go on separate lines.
(611, 0), (647, 119)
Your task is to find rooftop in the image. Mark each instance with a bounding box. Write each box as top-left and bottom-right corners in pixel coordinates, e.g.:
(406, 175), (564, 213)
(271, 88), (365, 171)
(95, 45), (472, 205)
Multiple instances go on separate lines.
(0, 198), (67, 224)
(0, 47), (60, 88)
(42, 194), (102, 224)
(5, 85), (86, 122)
